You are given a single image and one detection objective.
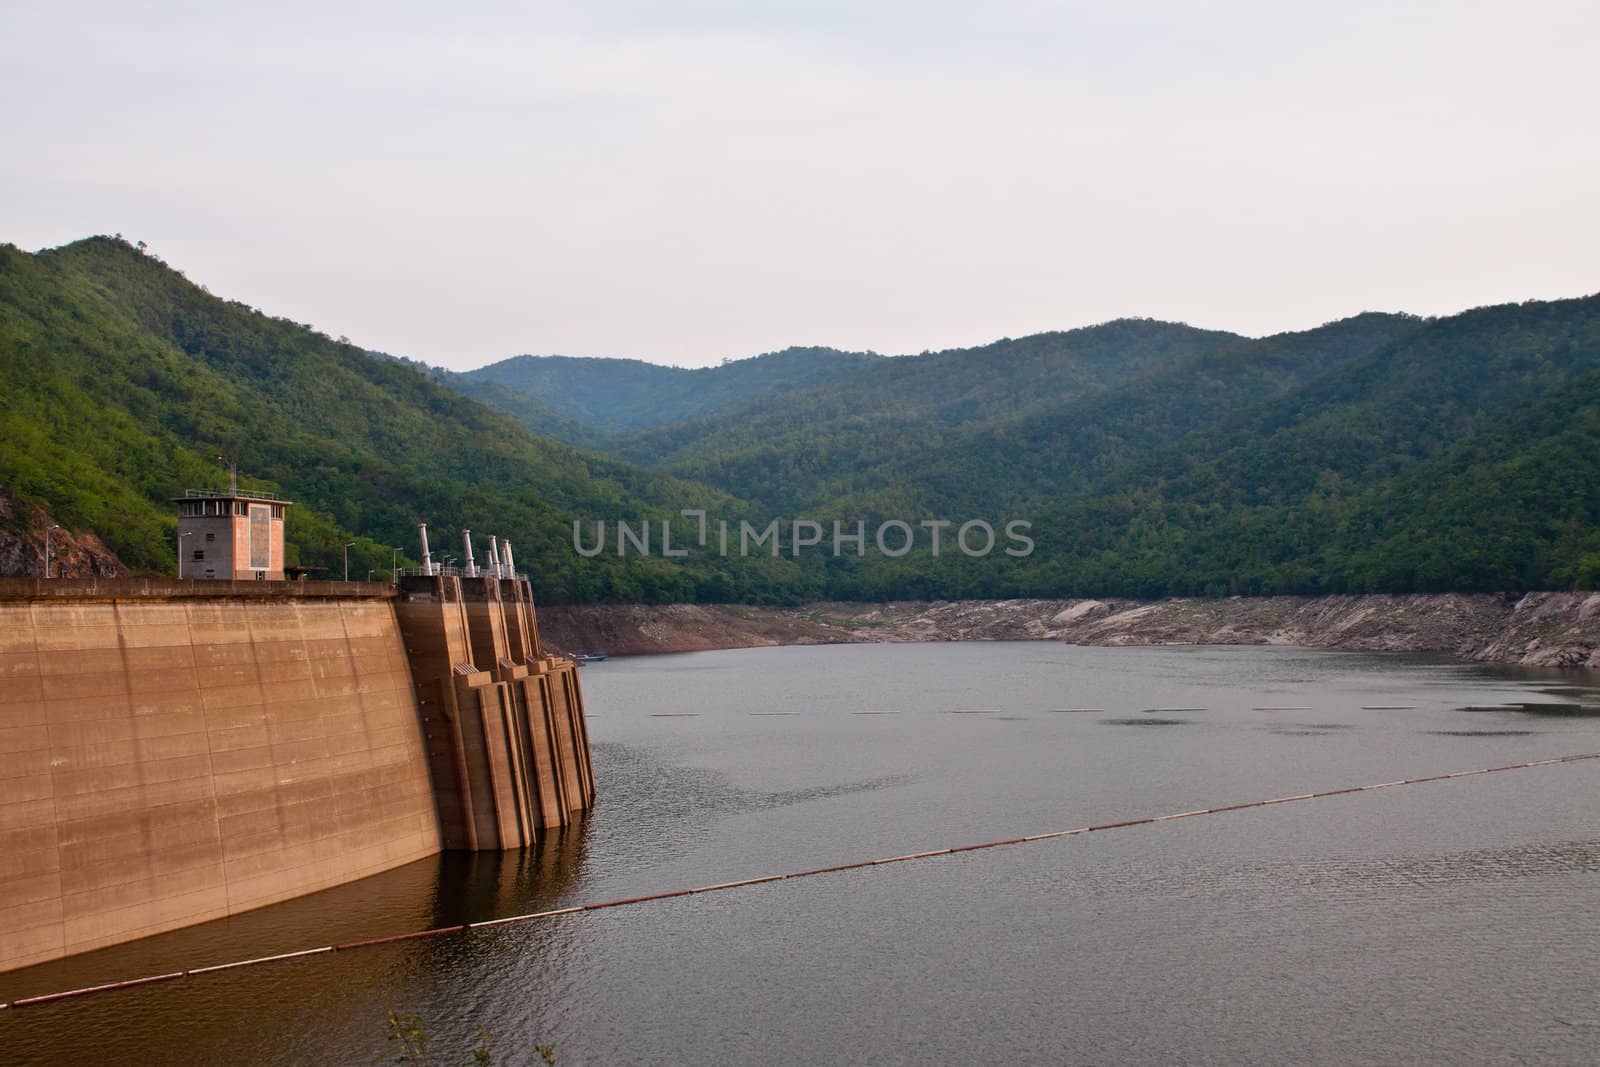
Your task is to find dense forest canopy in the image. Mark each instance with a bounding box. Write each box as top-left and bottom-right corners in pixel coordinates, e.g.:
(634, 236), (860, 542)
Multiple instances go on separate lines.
(2, 235), (1596, 600)
(466, 347), (886, 435)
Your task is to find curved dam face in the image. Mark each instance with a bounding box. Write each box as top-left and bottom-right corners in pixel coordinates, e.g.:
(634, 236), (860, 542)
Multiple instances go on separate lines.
(0, 576), (593, 974)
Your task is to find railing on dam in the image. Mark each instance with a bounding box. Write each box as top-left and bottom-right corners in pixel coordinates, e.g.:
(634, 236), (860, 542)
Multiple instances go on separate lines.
(0, 577), (401, 601)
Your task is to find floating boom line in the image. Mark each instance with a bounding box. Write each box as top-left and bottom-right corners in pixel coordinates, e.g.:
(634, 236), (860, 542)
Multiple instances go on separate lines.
(6, 750), (1598, 1011)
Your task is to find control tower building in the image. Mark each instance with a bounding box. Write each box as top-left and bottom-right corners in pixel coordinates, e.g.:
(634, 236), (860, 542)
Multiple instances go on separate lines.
(174, 489), (291, 580)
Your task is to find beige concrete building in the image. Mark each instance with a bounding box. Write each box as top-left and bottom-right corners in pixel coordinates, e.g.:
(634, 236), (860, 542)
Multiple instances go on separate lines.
(174, 490), (290, 581)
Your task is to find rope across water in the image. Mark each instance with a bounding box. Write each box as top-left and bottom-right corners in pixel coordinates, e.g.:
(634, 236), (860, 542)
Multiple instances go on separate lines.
(6, 750), (1597, 1010)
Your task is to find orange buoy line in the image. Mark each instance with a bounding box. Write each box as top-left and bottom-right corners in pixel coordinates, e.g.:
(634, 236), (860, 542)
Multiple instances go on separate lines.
(6, 750), (1598, 1011)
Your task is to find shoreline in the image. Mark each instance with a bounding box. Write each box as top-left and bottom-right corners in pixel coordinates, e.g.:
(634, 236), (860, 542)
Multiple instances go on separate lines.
(536, 592), (1600, 670)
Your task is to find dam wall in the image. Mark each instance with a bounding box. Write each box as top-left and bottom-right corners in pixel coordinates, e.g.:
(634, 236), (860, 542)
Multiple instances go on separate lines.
(0, 575), (593, 975)
(395, 575), (594, 851)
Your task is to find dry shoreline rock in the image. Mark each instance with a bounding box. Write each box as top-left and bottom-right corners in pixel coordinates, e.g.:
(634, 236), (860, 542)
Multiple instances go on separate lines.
(538, 593), (1600, 670)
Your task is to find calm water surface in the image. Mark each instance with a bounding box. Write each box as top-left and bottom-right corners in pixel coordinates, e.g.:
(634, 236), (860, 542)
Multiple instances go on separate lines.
(5, 643), (1600, 1065)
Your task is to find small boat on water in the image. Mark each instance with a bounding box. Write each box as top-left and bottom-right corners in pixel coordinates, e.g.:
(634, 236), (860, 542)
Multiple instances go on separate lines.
(570, 652), (608, 664)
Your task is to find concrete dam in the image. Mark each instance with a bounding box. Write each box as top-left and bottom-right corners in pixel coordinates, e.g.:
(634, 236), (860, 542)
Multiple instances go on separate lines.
(0, 574), (594, 974)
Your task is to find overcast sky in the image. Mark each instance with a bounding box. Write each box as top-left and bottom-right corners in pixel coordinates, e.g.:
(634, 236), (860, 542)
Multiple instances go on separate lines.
(4, 2), (1597, 369)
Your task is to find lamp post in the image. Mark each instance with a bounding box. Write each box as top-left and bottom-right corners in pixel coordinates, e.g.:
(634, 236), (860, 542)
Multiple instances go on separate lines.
(45, 525), (60, 578)
(217, 454), (237, 495)
(367, 569), (375, 582)
(392, 547), (400, 584)
(178, 531), (194, 580)
(343, 542), (357, 582)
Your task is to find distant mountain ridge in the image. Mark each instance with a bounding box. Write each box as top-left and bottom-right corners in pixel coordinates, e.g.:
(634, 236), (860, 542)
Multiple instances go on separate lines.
(3, 234), (1595, 602)
(604, 318), (1303, 513)
(453, 294), (1600, 597)
(466, 346), (886, 433)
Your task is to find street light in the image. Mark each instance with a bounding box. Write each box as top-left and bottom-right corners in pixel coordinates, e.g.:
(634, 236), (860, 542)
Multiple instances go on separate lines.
(178, 531), (194, 580)
(367, 569), (375, 582)
(216, 454), (237, 495)
(391, 547), (400, 584)
(45, 525), (60, 578)
(343, 542), (357, 582)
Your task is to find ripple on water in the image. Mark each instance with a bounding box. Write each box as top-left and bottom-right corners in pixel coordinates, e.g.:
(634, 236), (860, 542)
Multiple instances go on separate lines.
(1427, 729), (1538, 737)
(1100, 717), (1189, 727)
(1457, 703), (1600, 717)
(1515, 703), (1600, 717)
(1236, 839), (1600, 893)
(1260, 722), (1355, 734)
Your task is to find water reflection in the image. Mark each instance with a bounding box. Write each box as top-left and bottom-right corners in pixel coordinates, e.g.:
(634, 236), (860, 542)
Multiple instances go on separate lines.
(0, 817), (595, 1007)
(429, 819), (592, 928)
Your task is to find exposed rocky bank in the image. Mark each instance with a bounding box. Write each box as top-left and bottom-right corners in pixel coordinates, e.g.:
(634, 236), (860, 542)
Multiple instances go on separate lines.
(538, 592), (1600, 669)
(0, 492), (124, 579)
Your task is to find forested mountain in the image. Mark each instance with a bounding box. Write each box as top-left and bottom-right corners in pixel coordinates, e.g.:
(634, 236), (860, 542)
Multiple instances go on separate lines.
(454, 293), (1600, 598)
(4, 234), (1595, 603)
(1316, 367), (1600, 591)
(610, 314), (1418, 516)
(603, 319), (1244, 512)
(869, 311), (1422, 515)
(1018, 296), (1600, 596)
(465, 346), (885, 434)
(0, 236), (809, 602)
(371, 349), (608, 448)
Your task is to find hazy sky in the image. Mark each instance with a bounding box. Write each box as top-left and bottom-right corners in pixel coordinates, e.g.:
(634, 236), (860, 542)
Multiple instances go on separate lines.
(4, 2), (1597, 369)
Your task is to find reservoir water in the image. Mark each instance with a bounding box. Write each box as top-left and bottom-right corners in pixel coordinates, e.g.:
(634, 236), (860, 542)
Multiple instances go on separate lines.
(5, 642), (1600, 1065)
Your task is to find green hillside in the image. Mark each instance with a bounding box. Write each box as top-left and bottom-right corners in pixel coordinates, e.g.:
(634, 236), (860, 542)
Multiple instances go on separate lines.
(465, 346), (885, 435)
(607, 319), (1243, 513)
(1017, 296), (1600, 596)
(371, 350), (610, 450)
(864, 311), (1422, 515)
(0, 236), (807, 602)
(449, 291), (1600, 599)
(5, 235), (1595, 605)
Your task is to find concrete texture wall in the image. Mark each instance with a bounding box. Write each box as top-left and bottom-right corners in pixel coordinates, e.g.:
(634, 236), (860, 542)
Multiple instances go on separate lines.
(0, 581), (442, 973)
